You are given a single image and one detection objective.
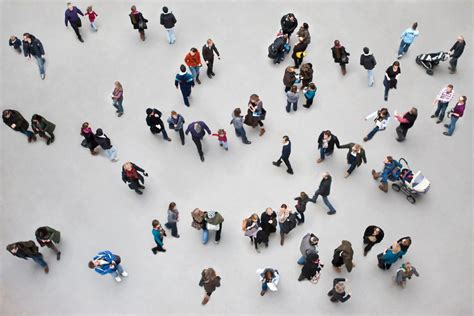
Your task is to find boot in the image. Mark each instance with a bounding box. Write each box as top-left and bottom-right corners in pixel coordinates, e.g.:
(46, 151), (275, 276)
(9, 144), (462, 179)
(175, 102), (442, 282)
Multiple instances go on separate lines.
(298, 273), (305, 281)
(140, 33), (145, 41)
(371, 169), (380, 180)
(201, 295), (210, 305)
(259, 128), (265, 136)
(379, 183), (388, 193)
(44, 266), (49, 274)
(280, 234), (284, 246)
(342, 68), (347, 75)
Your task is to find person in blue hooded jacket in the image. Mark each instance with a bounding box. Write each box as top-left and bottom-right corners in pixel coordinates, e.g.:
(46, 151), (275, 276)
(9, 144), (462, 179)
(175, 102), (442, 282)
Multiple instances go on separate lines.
(175, 64), (195, 107)
(88, 250), (128, 283)
(371, 156), (402, 192)
(398, 22), (419, 59)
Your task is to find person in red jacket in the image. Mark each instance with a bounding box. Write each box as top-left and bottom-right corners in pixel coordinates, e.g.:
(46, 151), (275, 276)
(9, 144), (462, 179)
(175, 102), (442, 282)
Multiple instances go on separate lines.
(85, 6), (98, 31)
(211, 129), (228, 151)
(185, 48), (203, 84)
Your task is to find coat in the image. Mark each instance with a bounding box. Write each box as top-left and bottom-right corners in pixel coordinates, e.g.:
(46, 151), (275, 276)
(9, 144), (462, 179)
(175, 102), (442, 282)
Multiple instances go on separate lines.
(294, 195), (309, 213)
(167, 114), (185, 130)
(297, 27), (311, 44)
(299, 63), (313, 82)
(175, 72), (194, 92)
(360, 53), (377, 70)
(205, 212), (224, 226)
(64, 6), (83, 26)
(31, 115), (56, 134)
(202, 44), (220, 62)
(23, 36), (45, 57)
(283, 69), (297, 87)
(122, 163), (144, 183)
(7, 241), (39, 259)
(184, 52), (202, 67)
(160, 12), (176, 29)
(301, 253), (322, 279)
(339, 143), (367, 167)
(280, 14), (298, 34)
(94, 134), (112, 150)
(331, 46), (349, 64)
(318, 176), (332, 196)
(185, 121), (211, 139)
(146, 109), (166, 134)
(35, 226), (61, 246)
(3, 110), (29, 131)
(129, 12), (148, 30)
(333, 240), (354, 272)
(363, 226), (384, 244)
(450, 40), (465, 58)
(92, 250), (120, 275)
(317, 132), (340, 152)
(330, 278), (351, 302)
(199, 275), (221, 294)
(292, 41), (308, 59)
(260, 211), (277, 234)
(281, 141), (291, 158)
(300, 233), (318, 258)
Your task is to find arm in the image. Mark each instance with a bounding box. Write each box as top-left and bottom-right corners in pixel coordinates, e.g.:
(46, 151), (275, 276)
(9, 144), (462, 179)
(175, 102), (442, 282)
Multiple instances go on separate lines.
(185, 124), (191, 135)
(338, 142), (352, 149)
(202, 122), (211, 134)
(413, 268), (420, 277)
(334, 137), (341, 148)
(174, 77), (179, 88)
(365, 111), (377, 121)
(361, 151), (367, 164)
(77, 7), (84, 16)
(65, 12), (69, 26)
(153, 230), (163, 246)
(395, 113), (409, 123)
(213, 45), (220, 57)
(340, 293), (351, 302)
(132, 163), (145, 173)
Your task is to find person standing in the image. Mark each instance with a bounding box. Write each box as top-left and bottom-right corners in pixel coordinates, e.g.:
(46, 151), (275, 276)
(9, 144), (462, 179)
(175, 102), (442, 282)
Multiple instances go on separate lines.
(129, 5), (148, 41)
(448, 35), (466, 73)
(199, 268), (221, 305)
(121, 162), (148, 195)
(272, 135), (293, 175)
(64, 2), (84, 42)
(283, 66), (297, 92)
(277, 204), (297, 246)
(257, 268), (280, 296)
(260, 207), (277, 240)
(299, 63), (313, 88)
(230, 108), (251, 144)
(35, 226), (61, 260)
(185, 121), (211, 162)
(22, 33), (46, 79)
(363, 108), (390, 141)
(88, 250), (128, 282)
(243, 214), (261, 251)
(146, 108), (171, 142)
(6, 241), (49, 273)
(397, 236), (412, 258)
(328, 278), (351, 303)
(398, 22), (419, 59)
(203, 211), (224, 245)
(444, 96), (467, 136)
(94, 128), (118, 161)
(316, 130), (340, 163)
(9, 35), (22, 53)
(245, 94), (266, 136)
(297, 23), (311, 45)
(280, 13), (298, 39)
(151, 219), (167, 254)
(294, 192), (310, 224)
(160, 6), (177, 44)
(303, 83), (317, 108)
(331, 40), (350, 75)
(338, 143), (367, 178)
(309, 172), (336, 215)
(85, 6), (98, 31)
(111, 81), (124, 117)
(362, 225), (384, 256)
(167, 111), (186, 145)
(80, 122), (98, 155)
(165, 202), (180, 238)
(331, 240), (354, 272)
(292, 37), (308, 68)
(297, 233), (319, 265)
(395, 262), (420, 288)
(286, 85), (299, 113)
(383, 61), (401, 101)
(184, 48), (203, 84)
(431, 84), (455, 124)
(394, 107), (418, 141)
(360, 47), (377, 86)
(175, 65), (195, 107)
(202, 39), (220, 79)
(268, 33), (289, 64)
(2, 109), (36, 142)
(377, 242), (403, 270)
(299, 252), (323, 282)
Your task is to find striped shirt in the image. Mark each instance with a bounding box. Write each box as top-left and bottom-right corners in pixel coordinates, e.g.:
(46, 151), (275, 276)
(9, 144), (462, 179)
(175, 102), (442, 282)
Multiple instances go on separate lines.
(437, 88), (454, 103)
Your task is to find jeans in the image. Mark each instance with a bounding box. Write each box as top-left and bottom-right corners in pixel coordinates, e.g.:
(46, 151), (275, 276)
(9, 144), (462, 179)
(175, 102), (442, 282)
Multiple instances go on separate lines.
(33, 55), (45, 76)
(31, 254), (48, 268)
(274, 51), (284, 63)
(90, 22), (98, 31)
(366, 126), (380, 140)
(165, 222), (179, 237)
(275, 156), (293, 172)
(159, 128), (170, 140)
(383, 78), (390, 100)
(297, 256), (306, 265)
(105, 147), (117, 161)
(189, 66), (200, 80)
(165, 28), (176, 44)
(319, 147), (333, 160)
(111, 264), (124, 279)
(447, 116), (459, 135)
(449, 57), (458, 71)
(175, 128), (185, 144)
(367, 69), (374, 86)
(434, 101), (449, 121)
(202, 229), (209, 244)
(180, 87), (191, 107)
(396, 126), (408, 141)
(112, 98), (124, 113)
(235, 127), (250, 143)
(20, 129), (34, 138)
(286, 101), (297, 112)
(262, 282), (269, 292)
(192, 137), (204, 158)
(347, 154), (358, 174)
(398, 40), (411, 56)
(311, 189), (336, 213)
(219, 140), (228, 150)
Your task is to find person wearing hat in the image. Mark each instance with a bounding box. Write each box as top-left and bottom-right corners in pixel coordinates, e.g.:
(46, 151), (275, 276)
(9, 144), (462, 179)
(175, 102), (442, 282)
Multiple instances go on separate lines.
(175, 64), (195, 107)
(297, 233), (319, 265)
(331, 40), (350, 75)
(35, 226), (61, 261)
(328, 278), (351, 303)
(203, 211), (224, 245)
(94, 128), (118, 162)
(121, 162), (148, 195)
(146, 108), (171, 142)
(6, 241), (49, 274)
(160, 6), (177, 44)
(185, 121), (211, 162)
(31, 114), (56, 145)
(2, 109), (37, 142)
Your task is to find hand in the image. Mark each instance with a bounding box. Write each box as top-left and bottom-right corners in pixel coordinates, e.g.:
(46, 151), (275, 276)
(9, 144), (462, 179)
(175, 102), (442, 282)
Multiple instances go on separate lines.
(205, 61), (209, 64)
(143, 172), (149, 177)
(11, 124), (16, 128)
(199, 64), (202, 67)
(176, 86), (179, 90)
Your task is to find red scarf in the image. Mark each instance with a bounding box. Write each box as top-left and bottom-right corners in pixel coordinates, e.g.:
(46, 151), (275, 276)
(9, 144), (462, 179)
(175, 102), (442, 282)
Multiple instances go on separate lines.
(125, 167), (139, 180)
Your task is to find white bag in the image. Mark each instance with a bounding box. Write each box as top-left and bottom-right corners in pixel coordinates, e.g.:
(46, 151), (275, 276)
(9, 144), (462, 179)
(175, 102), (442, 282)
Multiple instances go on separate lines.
(207, 223), (220, 231)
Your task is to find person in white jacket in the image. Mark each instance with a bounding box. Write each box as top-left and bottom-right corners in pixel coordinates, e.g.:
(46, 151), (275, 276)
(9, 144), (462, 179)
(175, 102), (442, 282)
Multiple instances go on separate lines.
(363, 108), (390, 141)
(257, 268), (280, 296)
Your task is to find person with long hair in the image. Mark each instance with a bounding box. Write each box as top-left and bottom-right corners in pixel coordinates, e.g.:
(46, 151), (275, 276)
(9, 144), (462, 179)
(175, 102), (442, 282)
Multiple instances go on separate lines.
(245, 94), (266, 136)
(121, 162), (148, 194)
(331, 40), (350, 75)
(383, 61), (401, 101)
(165, 202), (180, 238)
(129, 5), (148, 41)
(111, 81), (124, 117)
(363, 107), (390, 141)
(444, 96), (467, 136)
(199, 268), (221, 305)
(80, 122), (98, 155)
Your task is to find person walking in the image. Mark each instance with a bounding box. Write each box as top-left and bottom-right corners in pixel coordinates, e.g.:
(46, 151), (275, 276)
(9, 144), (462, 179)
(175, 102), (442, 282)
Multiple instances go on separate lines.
(22, 33), (46, 79)
(297, 23), (311, 45)
(185, 121), (211, 162)
(202, 39), (220, 79)
(175, 65), (195, 107)
(328, 278), (351, 303)
(2, 109), (36, 142)
(286, 85), (299, 113)
(230, 108), (251, 144)
(272, 135), (294, 175)
(448, 35), (466, 73)
(303, 83), (317, 108)
(360, 47), (377, 86)
(111, 81), (124, 117)
(398, 22), (419, 59)
(185, 48), (203, 84)
(94, 128), (118, 161)
(160, 6), (177, 44)
(6, 241), (49, 273)
(245, 94), (266, 136)
(371, 156), (402, 192)
(377, 242), (403, 270)
(167, 111), (186, 145)
(331, 40), (350, 75)
(257, 268), (280, 296)
(338, 143), (367, 178)
(431, 84), (455, 124)
(395, 262), (420, 288)
(35, 226), (61, 260)
(332, 240), (354, 272)
(165, 202), (180, 238)
(299, 62), (313, 88)
(277, 204), (297, 246)
(65, 2), (84, 42)
(309, 172), (336, 215)
(299, 252), (324, 283)
(297, 233), (319, 265)
(211, 129), (228, 151)
(9, 36), (22, 53)
(129, 5), (148, 41)
(363, 108), (390, 141)
(292, 37), (308, 68)
(85, 6), (98, 31)
(283, 66), (297, 92)
(294, 192), (310, 224)
(203, 211), (224, 245)
(88, 250), (128, 282)
(362, 225), (384, 256)
(146, 108), (171, 142)
(260, 207), (277, 240)
(199, 268), (221, 305)
(383, 61), (401, 101)
(151, 219), (167, 254)
(122, 162), (148, 195)
(280, 13), (298, 39)
(444, 96), (467, 136)
(80, 122), (98, 155)
(394, 107), (418, 141)
(317, 130), (340, 163)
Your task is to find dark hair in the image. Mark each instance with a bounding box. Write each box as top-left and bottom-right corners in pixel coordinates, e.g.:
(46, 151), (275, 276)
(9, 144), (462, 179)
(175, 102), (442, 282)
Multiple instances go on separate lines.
(234, 108), (241, 116)
(283, 135), (289, 141)
(290, 85), (297, 93)
(412, 22), (418, 30)
(303, 22), (309, 29)
(6, 243), (16, 252)
(95, 128), (103, 136)
(131, 5), (136, 11)
(88, 261), (95, 269)
(32, 114), (41, 121)
(387, 156), (393, 162)
(36, 227), (48, 238)
(179, 64), (186, 72)
(393, 61), (400, 67)
(190, 47), (198, 53)
(461, 96), (467, 103)
(162, 6), (168, 13)
(324, 130), (332, 136)
(281, 204), (287, 209)
(146, 108), (153, 115)
(2, 110), (11, 117)
(334, 40), (340, 46)
(447, 84), (454, 89)
(168, 202), (176, 210)
(309, 82), (316, 90)
(363, 47), (369, 54)
(301, 192), (308, 199)
(152, 219), (159, 227)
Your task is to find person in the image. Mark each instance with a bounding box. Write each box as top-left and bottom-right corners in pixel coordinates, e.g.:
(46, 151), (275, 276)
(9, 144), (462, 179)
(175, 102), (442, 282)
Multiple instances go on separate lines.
(431, 84), (455, 124)
(299, 62), (313, 88)
(167, 111), (185, 145)
(121, 162), (148, 195)
(444, 96), (467, 136)
(309, 172), (336, 215)
(332, 240), (354, 272)
(292, 37), (308, 68)
(280, 13), (298, 39)
(297, 233), (319, 265)
(363, 108), (390, 141)
(398, 22), (419, 58)
(328, 278), (351, 303)
(383, 61), (401, 101)
(338, 143), (367, 177)
(294, 192), (310, 224)
(185, 121), (211, 162)
(2, 109), (36, 142)
(80, 122), (98, 155)
(146, 108), (171, 141)
(243, 214), (261, 252)
(85, 6), (98, 31)
(203, 211), (224, 245)
(362, 225), (384, 256)
(286, 85), (299, 113)
(175, 65), (195, 107)
(448, 35), (466, 73)
(394, 107), (418, 141)
(160, 6), (177, 44)
(185, 48), (203, 84)
(377, 242), (403, 270)
(211, 129), (228, 151)
(230, 108), (251, 144)
(35, 226), (61, 260)
(397, 236), (412, 257)
(297, 22), (311, 45)
(277, 204), (297, 246)
(202, 39), (220, 79)
(9, 35), (22, 53)
(129, 5), (148, 41)
(299, 252), (323, 282)
(151, 219), (167, 254)
(111, 81), (124, 117)
(88, 250), (127, 282)
(371, 156), (402, 192)
(191, 208), (206, 240)
(257, 268), (280, 296)
(360, 47), (377, 86)
(272, 135), (293, 175)
(395, 262), (420, 288)
(6, 241), (49, 273)
(303, 82), (317, 108)
(331, 40), (350, 75)
(64, 3), (84, 42)
(22, 33), (46, 79)
(94, 128), (118, 161)
(268, 33), (288, 64)
(199, 268), (221, 305)
(260, 207), (277, 240)
(245, 94), (266, 136)
(317, 130), (340, 163)
(283, 66), (297, 92)
(165, 202), (180, 238)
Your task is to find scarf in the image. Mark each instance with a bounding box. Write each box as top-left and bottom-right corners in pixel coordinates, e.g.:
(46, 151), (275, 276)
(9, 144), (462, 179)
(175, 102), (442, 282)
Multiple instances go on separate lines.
(125, 167), (139, 180)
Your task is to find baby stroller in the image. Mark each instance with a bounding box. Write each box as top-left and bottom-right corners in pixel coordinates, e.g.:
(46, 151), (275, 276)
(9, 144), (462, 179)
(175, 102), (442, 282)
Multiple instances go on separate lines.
(415, 51), (449, 75)
(391, 158), (430, 204)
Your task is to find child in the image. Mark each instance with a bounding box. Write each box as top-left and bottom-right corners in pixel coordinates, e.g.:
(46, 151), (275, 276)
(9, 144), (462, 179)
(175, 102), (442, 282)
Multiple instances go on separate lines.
(85, 6), (98, 31)
(303, 82), (317, 108)
(9, 36), (22, 54)
(294, 192), (309, 224)
(212, 129), (228, 151)
(151, 219), (167, 254)
(286, 85), (299, 112)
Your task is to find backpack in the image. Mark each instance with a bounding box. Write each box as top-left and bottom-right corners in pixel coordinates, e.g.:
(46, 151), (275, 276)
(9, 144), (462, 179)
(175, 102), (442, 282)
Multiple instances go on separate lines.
(268, 44), (277, 58)
(287, 213), (297, 231)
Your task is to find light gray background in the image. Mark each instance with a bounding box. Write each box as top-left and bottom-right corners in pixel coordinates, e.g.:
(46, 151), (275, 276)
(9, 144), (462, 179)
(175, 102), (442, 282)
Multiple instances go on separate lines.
(0, 0), (472, 315)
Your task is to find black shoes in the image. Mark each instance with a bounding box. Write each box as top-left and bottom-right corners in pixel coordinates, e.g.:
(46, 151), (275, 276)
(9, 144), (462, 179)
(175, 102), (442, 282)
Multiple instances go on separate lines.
(272, 162), (280, 167)
(287, 169), (294, 175)
(57, 252), (61, 261)
(135, 189), (143, 195)
(200, 155), (205, 162)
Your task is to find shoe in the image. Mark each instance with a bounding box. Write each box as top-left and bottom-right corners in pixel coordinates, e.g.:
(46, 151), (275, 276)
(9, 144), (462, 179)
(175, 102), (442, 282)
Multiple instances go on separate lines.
(327, 211), (336, 215)
(43, 266), (49, 274)
(344, 172), (350, 178)
(244, 141), (252, 144)
(280, 236), (284, 246)
(91, 151), (99, 156)
(444, 124), (449, 128)
(265, 242), (269, 248)
(181, 140), (185, 145)
(363, 137), (369, 142)
(115, 276), (122, 282)
(431, 115), (437, 118)
(397, 54), (402, 59)
(121, 271), (128, 277)
(379, 183), (388, 193)
(173, 234), (180, 238)
(214, 240), (220, 244)
(196, 78), (201, 84)
(259, 128), (265, 136)
(287, 169), (294, 175)
(200, 156), (205, 162)
(384, 96), (388, 101)
(207, 74), (212, 79)
(79, 38), (84, 43)
(333, 266), (341, 273)
(112, 158), (119, 162)
(117, 112), (124, 117)
(161, 249), (167, 252)
(41, 74), (45, 80)
(220, 143), (223, 147)
(202, 295), (210, 305)
(272, 162), (281, 167)
(363, 250), (368, 257)
(317, 158), (324, 163)
(166, 138), (172, 142)
(47, 138), (52, 145)
(342, 69), (347, 76)
(152, 249), (157, 255)
(211, 72), (216, 76)
(139, 185), (145, 189)
(260, 290), (266, 296)
(50, 137), (55, 143)
(57, 252), (61, 261)
(443, 132), (450, 136)
(135, 189), (143, 195)
(225, 148), (228, 151)
(436, 120), (442, 124)
(298, 273), (305, 281)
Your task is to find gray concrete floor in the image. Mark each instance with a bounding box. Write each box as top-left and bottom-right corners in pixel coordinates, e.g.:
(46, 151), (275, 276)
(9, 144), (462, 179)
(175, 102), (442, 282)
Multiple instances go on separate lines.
(0, 0), (472, 315)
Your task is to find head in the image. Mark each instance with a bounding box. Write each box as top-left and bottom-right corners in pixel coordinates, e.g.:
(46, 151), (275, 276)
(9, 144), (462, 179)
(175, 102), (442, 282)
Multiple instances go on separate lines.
(286, 66), (295, 73)
(323, 172), (330, 179)
(334, 40), (341, 47)
(459, 95), (467, 104)
(87, 6), (92, 12)
(193, 123), (202, 133)
(162, 6), (168, 13)
(412, 22), (418, 30)
(88, 260), (98, 269)
(300, 192), (308, 199)
(264, 270), (273, 280)
(265, 207), (273, 215)
(457, 35), (464, 42)
(171, 110), (177, 118)
(95, 128), (103, 136)
(123, 162), (132, 171)
(280, 204), (287, 210)
(233, 108), (241, 117)
(190, 47), (198, 55)
(374, 227), (381, 235)
(152, 219), (160, 228)
(207, 39), (214, 46)
(218, 129), (225, 135)
(310, 235), (319, 245)
(203, 268), (216, 281)
(179, 64), (186, 73)
(379, 108), (389, 117)
(10, 35), (17, 41)
(352, 144), (361, 152)
(81, 122), (89, 129)
(335, 281), (345, 293)
(23, 33), (32, 43)
(363, 47), (369, 54)
(67, 2), (73, 10)
(446, 84), (454, 92)
(250, 94), (259, 102)
(251, 214), (258, 222)
(36, 227), (49, 239)
(6, 243), (18, 254)
(131, 5), (137, 12)
(282, 135), (289, 143)
(288, 14), (295, 21)
(146, 108), (153, 116)
(168, 202), (176, 210)
(290, 85), (297, 93)
(309, 82), (316, 90)
(303, 22), (309, 30)
(323, 130), (332, 139)
(403, 262), (413, 271)
(401, 237), (412, 246)
(207, 211), (216, 219)
(114, 81), (122, 90)
(2, 110), (11, 118)
(392, 61), (400, 70)
(384, 156), (394, 164)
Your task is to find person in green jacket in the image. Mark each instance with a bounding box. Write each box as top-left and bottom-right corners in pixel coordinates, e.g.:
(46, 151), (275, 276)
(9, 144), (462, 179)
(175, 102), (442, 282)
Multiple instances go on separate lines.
(35, 226), (61, 260)
(203, 211), (224, 245)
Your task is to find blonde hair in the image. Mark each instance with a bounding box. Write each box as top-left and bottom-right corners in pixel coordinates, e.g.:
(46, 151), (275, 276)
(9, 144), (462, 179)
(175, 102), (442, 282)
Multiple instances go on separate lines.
(335, 282), (345, 293)
(115, 81), (123, 91)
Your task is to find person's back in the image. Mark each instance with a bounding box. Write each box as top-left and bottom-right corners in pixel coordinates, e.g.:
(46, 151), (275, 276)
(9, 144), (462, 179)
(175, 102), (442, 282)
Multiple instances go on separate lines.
(160, 11), (176, 29)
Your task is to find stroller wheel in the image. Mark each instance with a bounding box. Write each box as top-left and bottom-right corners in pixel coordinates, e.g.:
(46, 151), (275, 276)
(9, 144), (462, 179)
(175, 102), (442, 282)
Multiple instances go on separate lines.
(416, 58), (421, 65)
(426, 69), (433, 75)
(407, 195), (416, 204)
(392, 183), (401, 192)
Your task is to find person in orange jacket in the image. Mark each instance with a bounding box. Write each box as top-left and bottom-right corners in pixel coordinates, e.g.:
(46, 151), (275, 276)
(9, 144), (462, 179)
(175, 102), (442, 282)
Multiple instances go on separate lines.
(184, 48), (203, 84)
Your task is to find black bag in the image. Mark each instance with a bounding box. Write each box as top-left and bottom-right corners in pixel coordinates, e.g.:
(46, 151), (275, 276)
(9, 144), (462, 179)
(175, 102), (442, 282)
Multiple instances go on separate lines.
(260, 108), (267, 120)
(268, 44), (277, 58)
(81, 139), (89, 148)
(377, 253), (386, 269)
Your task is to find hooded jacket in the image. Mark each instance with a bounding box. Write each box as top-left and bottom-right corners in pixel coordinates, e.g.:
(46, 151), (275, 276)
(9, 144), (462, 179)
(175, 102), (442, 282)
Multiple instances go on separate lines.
(360, 53), (377, 70)
(92, 250), (120, 275)
(160, 12), (176, 29)
(333, 240), (354, 272)
(3, 110), (29, 131)
(35, 226), (61, 247)
(23, 35), (44, 57)
(94, 131), (112, 149)
(175, 71), (194, 90)
(318, 176), (332, 196)
(7, 241), (40, 259)
(299, 233), (319, 258)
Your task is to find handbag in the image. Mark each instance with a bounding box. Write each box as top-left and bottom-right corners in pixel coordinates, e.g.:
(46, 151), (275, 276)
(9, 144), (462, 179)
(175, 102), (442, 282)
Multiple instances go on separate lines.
(191, 221), (202, 230)
(207, 223), (220, 231)
(81, 139), (89, 148)
(341, 54), (348, 63)
(310, 272), (321, 284)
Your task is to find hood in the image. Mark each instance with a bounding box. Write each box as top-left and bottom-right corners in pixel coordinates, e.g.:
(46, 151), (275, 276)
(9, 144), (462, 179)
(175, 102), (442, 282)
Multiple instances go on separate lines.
(363, 53), (373, 57)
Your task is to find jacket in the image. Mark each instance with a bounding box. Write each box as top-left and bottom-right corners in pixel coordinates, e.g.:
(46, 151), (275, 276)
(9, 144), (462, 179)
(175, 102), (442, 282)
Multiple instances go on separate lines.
(23, 36), (44, 57)
(212, 132), (227, 142)
(332, 46), (349, 63)
(283, 69), (296, 87)
(31, 115), (56, 134)
(360, 53), (377, 70)
(292, 41), (308, 59)
(304, 88), (316, 100)
(199, 275), (221, 294)
(185, 121), (211, 139)
(64, 6), (84, 26)
(450, 40), (466, 58)
(339, 143), (367, 167)
(396, 266), (419, 284)
(7, 241), (39, 259)
(260, 211), (277, 234)
(175, 71), (194, 90)
(318, 176), (332, 196)
(94, 133), (112, 149)
(152, 228), (164, 246)
(451, 102), (466, 117)
(294, 195), (310, 213)
(205, 212), (224, 226)
(167, 114), (185, 130)
(9, 38), (21, 49)
(3, 110), (29, 131)
(396, 111), (417, 130)
(202, 44), (220, 62)
(280, 14), (298, 34)
(381, 248), (403, 265)
(160, 12), (176, 29)
(167, 209), (179, 223)
(92, 250), (120, 275)
(272, 36), (287, 53)
(299, 63), (313, 82)
(281, 141), (291, 158)
(333, 240), (354, 272)
(129, 12), (148, 30)
(230, 112), (244, 129)
(301, 253), (322, 279)
(300, 233), (319, 258)
(122, 163), (144, 183)
(184, 52), (202, 67)
(317, 132), (340, 151)
(400, 28), (419, 44)
(330, 278), (351, 302)
(366, 111), (390, 130)
(363, 226), (384, 244)
(35, 226), (61, 246)
(286, 91), (299, 103)
(146, 109), (166, 134)
(297, 27), (311, 44)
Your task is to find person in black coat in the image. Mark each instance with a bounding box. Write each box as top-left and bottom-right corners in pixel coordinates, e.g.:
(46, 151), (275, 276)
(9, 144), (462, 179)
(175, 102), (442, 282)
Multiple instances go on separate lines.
(9, 35), (22, 53)
(331, 40), (350, 75)
(280, 13), (298, 39)
(80, 122), (98, 155)
(309, 172), (336, 215)
(299, 252), (324, 282)
(146, 108), (171, 141)
(2, 109), (36, 142)
(35, 226), (61, 260)
(338, 143), (367, 178)
(269, 34), (288, 64)
(317, 130), (340, 163)
(292, 37), (308, 68)
(160, 6), (177, 44)
(64, 3), (84, 42)
(94, 128), (118, 161)
(22, 33), (46, 79)
(360, 47), (377, 86)
(31, 114), (56, 145)
(272, 135), (293, 174)
(448, 35), (466, 73)
(394, 107), (418, 141)
(260, 208), (277, 240)
(129, 5), (148, 41)
(363, 225), (384, 256)
(328, 278), (351, 303)
(122, 161), (148, 195)
(202, 39), (220, 78)
(383, 61), (401, 101)
(6, 241), (49, 273)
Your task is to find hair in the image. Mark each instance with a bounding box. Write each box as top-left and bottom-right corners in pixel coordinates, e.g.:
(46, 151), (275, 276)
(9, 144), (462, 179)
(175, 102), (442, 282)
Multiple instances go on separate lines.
(379, 108), (389, 117)
(264, 270), (273, 279)
(281, 204), (287, 209)
(131, 5), (136, 11)
(251, 213), (258, 221)
(81, 122), (89, 129)
(171, 111), (177, 116)
(152, 219), (160, 228)
(95, 128), (103, 136)
(265, 207), (273, 213)
(335, 281), (345, 293)
(207, 39), (213, 45)
(300, 192), (308, 199)
(460, 96), (467, 104)
(334, 40), (340, 46)
(67, 2), (72, 6)
(202, 268), (217, 281)
(2, 110), (11, 117)
(363, 47), (369, 54)
(387, 156), (393, 162)
(393, 61), (400, 67)
(286, 66), (295, 73)
(190, 47), (198, 53)
(412, 22), (418, 30)
(303, 22), (309, 29)
(233, 108), (241, 116)
(283, 135), (289, 142)
(250, 94), (259, 101)
(162, 6), (168, 13)
(168, 202), (176, 210)
(290, 85), (297, 93)
(447, 84), (454, 89)
(86, 6), (92, 12)
(123, 162), (132, 170)
(6, 243), (16, 252)
(36, 227), (48, 238)
(324, 130), (332, 137)
(410, 107), (418, 116)
(180, 64), (186, 72)
(88, 261), (95, 269)
(146, 108), (153, 115)
(218, 129), (225, 135)
(10, 35), (17, 40)
(353, 144), (361, 151)
(309, 82), (316, 90)
(114, 81), (123, 91)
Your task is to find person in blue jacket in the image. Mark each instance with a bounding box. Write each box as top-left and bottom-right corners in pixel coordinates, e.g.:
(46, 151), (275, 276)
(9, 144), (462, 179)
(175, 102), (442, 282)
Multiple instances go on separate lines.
(273, 135), (293, 174)
(185, 121), (211, 162)
(175, 64), (195, 107)
(371, 156), (402, 192)
(88, 250), (128, 283)
(398, 22), (419, 59)
(377, 242), (403, 270)
(65, 2), (84, 42)
(151, 219), (167, 254)
(22, 33), (46, 80)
